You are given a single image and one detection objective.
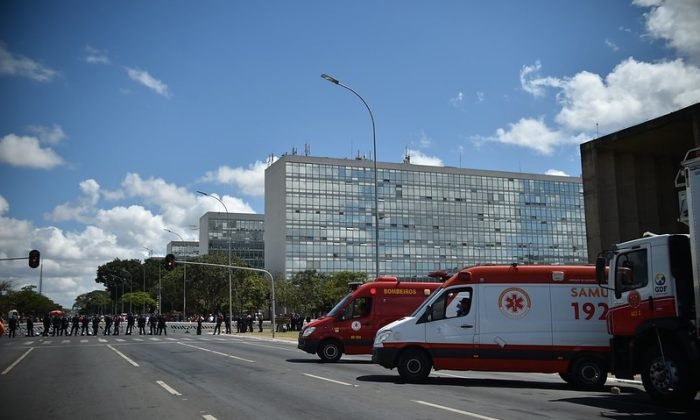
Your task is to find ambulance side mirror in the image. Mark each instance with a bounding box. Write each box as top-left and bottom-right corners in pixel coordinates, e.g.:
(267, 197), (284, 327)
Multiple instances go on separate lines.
(595, 256), (607, 286)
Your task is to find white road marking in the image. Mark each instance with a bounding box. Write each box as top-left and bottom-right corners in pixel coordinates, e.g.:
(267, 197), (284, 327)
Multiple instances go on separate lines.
(115, 338), (125, 342)
(23, 341), (32, 345)
(61, 340), (70, 344)
(1, 347), (34, 375)
(149, 337), (161, 341)
(42, 341), (52, 345)
(133, 338), (144, 342)
(201, 415), (217, 420)
(80, 339), (88, 343)
(156, 380), (182, 396)
(412, 400), (501, 420)
(107, 344), (139, 367)
(302, 373), (353, 387)
(177, 342), (255, 363)
(98, 338), (107, 343)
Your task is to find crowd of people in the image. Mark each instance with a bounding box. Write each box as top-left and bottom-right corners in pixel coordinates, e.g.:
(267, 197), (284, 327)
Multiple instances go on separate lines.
(0, 312), (171, 337)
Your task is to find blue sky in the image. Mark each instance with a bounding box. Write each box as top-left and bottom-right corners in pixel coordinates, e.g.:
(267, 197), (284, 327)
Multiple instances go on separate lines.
(1, 0), (699, 307)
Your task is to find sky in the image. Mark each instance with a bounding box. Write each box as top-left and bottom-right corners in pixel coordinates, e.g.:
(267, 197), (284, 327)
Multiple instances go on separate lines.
(1, 0), (700, 308)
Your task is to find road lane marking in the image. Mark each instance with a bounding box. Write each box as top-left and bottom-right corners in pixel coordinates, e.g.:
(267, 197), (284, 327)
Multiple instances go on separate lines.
(115, 338), (125, 342)
(412, 400), (501, 420)
(23, 341), (32, 345)
(201, 415), (217, 420)
(1, 347), (34, 375)
(302, 373), (353, 387)
(150, 337), (161, 341)
(156, 380), (182, 396)
(80, 339), (88, 343)
(177, 342), (255, 363)
(133, 338), (143, 341)
(42, 341), (52, 345)
(98, 338), (107, 343)
(62, 340), (70, 344)
(107, 344), (139, 367)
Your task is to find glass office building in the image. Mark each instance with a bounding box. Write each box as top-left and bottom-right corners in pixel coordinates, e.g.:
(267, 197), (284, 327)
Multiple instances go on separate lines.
(265, 155), (587, 280)
(167, 241), (200, 258)
(199, 212), (265, 269)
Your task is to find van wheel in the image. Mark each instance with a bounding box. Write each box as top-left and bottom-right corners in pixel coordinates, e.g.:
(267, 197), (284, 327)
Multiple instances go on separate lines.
(641, 347), (697, 407)
(318, 340), (342, 362)
(570, 357), (607, 390)
(397, 349), (432, 383)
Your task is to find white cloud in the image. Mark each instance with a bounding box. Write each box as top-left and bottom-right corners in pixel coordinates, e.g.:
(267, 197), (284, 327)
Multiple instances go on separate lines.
(0, 42), (57, 82)
(475, 91), (485, 103)
(519, 61), (563, 97)
(555, 58), (700, 132)
(0, 133), (64, 169)
(545, 169), (570, 176)
(477, 117), (587, 156)
(405, 149), (444, 166)
(450, 91), (464, 108)
(85, 46), (110, 65)
(27, 124), (66, 145)
(605, 39), (620, 51)
(636, 0), (700, 64)
(202, 160), (270, 197)
(125, 67), (170, 97)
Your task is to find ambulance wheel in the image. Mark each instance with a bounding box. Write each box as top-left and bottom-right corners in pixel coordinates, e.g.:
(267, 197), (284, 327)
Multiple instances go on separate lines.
(397, 348), (432, 383)
(570, 357), (607, 390)
(317, 340), (342, 362)
(641, 347), (697, 407)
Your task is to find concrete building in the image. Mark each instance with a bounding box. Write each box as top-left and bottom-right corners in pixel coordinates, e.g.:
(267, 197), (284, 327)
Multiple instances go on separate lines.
(265, 155), (587, 280)
(580, 103), (700, 260)
(198, 212), (265, 269)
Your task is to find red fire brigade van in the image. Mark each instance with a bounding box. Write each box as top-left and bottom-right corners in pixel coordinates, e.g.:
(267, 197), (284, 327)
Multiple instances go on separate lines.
(373, 265), (611, 389)
(298, 277), (439, 362)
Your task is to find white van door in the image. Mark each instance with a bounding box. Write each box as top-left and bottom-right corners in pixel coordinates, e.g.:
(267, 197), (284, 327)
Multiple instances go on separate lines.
(424, 287), (478, 370)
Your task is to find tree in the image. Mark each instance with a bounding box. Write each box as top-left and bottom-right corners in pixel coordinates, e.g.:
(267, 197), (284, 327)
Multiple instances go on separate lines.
(120, 292), (156, 312)
(73, 290), (111, 314)
(0, 284), (61, 317)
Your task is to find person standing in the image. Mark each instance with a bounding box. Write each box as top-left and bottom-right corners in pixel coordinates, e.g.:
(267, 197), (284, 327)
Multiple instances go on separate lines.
(51, 315), (60, 336)
(92, 314), (100, 336)
(213, 313), (222, 335)
(224, 314), (231, 334)
(80, 315), (89, 336)
(26, 315), (35, 337)
(70, 314), (80, 336)
(42, 314), (50, 336)
(137, 314), (146, 335)
(60, 316), (69, 336)
(113, 314), (121, 335)
(157, 314), (167, 336)
(126, 313), (135, 335)
(196, 314), (203, 335)
(258, 314), (263, 332)
(8, 315), (18, 338)
(103, 314), (112, 335)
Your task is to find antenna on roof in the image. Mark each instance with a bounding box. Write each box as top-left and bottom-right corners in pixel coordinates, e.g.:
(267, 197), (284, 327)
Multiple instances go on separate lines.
(305, 143), (311, 156)
(403, 146), (411, 164)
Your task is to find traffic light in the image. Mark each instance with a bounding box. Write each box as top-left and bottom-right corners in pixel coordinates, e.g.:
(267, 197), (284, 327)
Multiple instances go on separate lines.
(28, 249), (40, 268)
(164, 253), (175, 271)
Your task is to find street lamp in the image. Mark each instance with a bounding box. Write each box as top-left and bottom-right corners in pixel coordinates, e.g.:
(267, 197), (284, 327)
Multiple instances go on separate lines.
(197, 191), (233, 332)
(321, 73), (380, 279)
(120, 268), (133, 313)
(165, 228), (188, 320)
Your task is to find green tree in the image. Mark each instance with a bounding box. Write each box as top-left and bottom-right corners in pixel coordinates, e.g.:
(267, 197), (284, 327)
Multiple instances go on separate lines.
(0, 284), (61, 317)
(120, 292), (156, 311)
(73, 290), (111, 314)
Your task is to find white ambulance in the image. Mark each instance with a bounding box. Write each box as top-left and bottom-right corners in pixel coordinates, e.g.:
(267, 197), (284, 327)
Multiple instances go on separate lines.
(372, 264), (611, 389)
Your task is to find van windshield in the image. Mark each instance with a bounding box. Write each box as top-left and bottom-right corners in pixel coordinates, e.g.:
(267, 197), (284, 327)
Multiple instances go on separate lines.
(409, 285), (443, 317)
(326, 293), (352, 317)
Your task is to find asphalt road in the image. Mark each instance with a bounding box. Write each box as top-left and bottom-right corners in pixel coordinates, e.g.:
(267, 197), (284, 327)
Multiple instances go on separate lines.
(0, 331), (698, 420)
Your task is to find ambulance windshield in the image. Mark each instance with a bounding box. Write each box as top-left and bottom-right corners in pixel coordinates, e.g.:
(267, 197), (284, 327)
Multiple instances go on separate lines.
(409, 285), (443, 317)
(327, 293), (352, 317)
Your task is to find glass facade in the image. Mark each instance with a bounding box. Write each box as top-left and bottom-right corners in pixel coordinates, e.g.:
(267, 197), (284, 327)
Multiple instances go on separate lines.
(267, 157), (587, 280)
(199, 212), (265, 269)
(167, 241), (200, 258)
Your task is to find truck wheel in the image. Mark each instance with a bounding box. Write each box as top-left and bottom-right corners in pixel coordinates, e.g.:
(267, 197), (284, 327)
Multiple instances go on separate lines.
(317, 340), (342, 362)
(641, 347), (697, 407)
(570, 358), (607, 390)
(397, 349), (432, 383)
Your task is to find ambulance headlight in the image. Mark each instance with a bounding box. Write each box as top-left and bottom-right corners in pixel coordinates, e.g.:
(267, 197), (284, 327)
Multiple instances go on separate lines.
(301, 327), (316, 337)
(374, 330), (393, 347)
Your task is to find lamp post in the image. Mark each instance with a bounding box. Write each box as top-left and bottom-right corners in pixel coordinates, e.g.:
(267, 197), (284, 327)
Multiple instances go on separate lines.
(165, 228), (188, 320)
(197, 191), (233, 332)
(143, 246), (154, 314)
(120, 268), (133, 313)
(321, 73), (380, 279)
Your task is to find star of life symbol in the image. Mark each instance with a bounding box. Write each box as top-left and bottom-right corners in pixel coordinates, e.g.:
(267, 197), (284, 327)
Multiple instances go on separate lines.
(498, 287), (532, 319)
